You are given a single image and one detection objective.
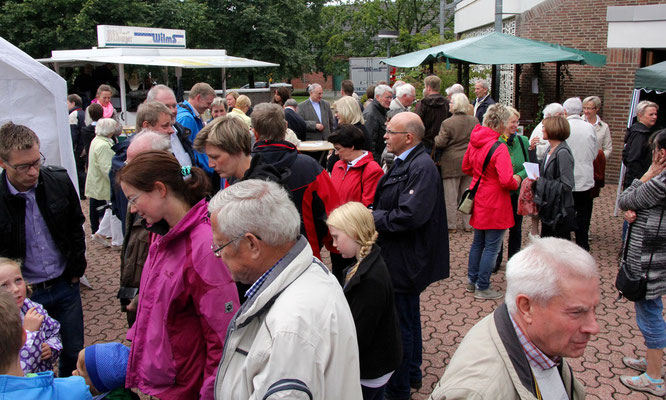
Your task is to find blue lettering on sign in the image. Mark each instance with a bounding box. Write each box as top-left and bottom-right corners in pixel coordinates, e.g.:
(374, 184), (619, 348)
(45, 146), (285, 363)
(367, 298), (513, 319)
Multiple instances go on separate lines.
(134, 32), (185, 44)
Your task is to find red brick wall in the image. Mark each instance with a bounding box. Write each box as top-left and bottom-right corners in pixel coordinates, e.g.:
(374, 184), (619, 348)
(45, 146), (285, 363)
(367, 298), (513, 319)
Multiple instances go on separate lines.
(515, 0), (659, 180)
(290, 72), (333, 91)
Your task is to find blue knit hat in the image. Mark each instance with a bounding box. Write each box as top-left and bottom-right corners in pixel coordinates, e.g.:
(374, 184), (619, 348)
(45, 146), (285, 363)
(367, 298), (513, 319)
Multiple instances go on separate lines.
(84, 343), (130, 393)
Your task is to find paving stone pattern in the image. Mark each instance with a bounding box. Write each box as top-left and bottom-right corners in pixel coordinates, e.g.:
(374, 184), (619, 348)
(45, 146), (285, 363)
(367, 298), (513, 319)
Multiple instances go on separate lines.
(80, 185), (660, 399)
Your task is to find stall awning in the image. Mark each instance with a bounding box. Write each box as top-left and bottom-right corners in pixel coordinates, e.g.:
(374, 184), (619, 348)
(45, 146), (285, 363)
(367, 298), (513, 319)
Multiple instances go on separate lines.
(381, 32), (606, 68)
(37, 47), (278, 69)
(635, 61), (666, 91)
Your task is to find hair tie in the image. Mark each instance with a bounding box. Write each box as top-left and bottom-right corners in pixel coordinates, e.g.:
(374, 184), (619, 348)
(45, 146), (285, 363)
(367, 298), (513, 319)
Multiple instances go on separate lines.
(181, 165), (192, 178)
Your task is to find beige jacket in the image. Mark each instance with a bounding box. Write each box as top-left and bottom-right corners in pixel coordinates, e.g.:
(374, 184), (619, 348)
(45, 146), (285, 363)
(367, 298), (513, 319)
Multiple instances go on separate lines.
(435, 113), (479, 178)
(429, 304), (585, 400)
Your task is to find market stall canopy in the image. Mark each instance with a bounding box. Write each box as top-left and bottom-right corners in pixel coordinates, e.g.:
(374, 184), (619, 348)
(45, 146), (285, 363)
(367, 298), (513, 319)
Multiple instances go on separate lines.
(381, 32), (606, 68)
(0, 36), (79, 193)
(635, 61), (666, 91)
(37, 47), (279, 69)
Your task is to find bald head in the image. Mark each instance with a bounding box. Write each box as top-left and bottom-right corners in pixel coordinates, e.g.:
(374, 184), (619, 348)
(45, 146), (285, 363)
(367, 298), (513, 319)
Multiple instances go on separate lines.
(393, 112), (424, 141)
(127, 130), (171, 162)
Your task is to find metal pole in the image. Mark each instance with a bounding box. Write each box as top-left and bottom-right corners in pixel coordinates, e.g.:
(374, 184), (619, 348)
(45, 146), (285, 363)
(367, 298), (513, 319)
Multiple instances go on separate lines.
(118, 63), (127, 125)
(493, 0), (503, 101)
(221, 68), (226, 96)
(440, 0), (445, 40)
(386, 39), (391, 84)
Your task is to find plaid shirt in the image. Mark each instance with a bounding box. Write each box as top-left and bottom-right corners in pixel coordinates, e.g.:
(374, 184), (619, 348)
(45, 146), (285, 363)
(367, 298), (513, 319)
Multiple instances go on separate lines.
(244, 259), (283, 300)
(509, 314), (561, 370)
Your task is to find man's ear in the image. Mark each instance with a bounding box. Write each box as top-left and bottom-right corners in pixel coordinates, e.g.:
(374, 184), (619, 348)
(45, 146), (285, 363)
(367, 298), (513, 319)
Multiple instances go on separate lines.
(142, 121), (151, 129)
(252, 128), (260, 141)
(515, 294), (534, 324)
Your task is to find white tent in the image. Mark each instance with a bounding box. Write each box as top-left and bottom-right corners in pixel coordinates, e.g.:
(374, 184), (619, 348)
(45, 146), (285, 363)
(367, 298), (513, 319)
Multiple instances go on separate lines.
(0, 37), (79, 194)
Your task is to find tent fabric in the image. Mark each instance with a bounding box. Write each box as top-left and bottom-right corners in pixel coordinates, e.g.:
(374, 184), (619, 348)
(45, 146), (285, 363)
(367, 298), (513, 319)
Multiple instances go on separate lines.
(635, 61), (666, 92)
(38, 48), (279, 69)
(0, 37), (79, 194)
(381, 32), (606, 68)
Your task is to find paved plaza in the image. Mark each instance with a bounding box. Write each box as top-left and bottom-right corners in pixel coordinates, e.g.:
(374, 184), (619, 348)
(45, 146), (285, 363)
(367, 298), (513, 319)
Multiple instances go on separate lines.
(80, 184), (660, 399)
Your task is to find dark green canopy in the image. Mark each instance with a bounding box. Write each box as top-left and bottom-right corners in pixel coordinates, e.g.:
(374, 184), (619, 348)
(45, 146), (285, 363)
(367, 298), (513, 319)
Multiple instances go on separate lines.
(381, 32), (606, 68)
(635, 61), (666, 91)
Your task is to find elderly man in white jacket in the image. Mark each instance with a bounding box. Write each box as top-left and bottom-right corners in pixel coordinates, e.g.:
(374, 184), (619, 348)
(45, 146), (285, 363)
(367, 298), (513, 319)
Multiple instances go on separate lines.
(209, 179), (362, 400)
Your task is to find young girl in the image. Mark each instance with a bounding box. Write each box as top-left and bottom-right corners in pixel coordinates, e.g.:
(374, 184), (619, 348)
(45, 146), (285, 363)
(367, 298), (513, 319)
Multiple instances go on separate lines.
(0, 257), (62, 374)
(326, 202), (401, 400)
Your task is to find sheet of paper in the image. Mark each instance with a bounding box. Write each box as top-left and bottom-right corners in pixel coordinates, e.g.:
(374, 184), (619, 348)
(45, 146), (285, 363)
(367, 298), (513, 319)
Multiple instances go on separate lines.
(299, 141), (325, 148)
(523, 162), (540, 180)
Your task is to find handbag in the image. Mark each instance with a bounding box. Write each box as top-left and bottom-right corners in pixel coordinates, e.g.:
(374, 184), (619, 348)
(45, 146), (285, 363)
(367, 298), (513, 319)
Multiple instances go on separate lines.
(615, 208), (665, 301)
(458, 141), (502, 215)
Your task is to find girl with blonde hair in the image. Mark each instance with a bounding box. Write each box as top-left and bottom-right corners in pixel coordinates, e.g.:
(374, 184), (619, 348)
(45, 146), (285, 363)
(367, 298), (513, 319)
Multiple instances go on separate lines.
(326, 202), (401, 400)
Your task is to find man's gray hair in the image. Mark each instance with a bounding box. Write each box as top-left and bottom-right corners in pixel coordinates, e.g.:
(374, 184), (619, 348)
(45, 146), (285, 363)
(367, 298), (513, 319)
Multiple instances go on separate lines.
(146, 84), (175, 102)
(284, 98), (298, 108)
(475, 79), (490, 90)
(449, 83), (465, 95)
(542, 103), (565, 118)
(374, 84), (393, 98)
(392, 81), (405, 91)
(505, 237), (598, 314)
(130, 129), (171, 152)
(208, 180), (300, 247)
(396, 84), (415, 98)
(95, 118), (120, 137)
(308, 83), (322, 93)
(563, 97), (583, 116)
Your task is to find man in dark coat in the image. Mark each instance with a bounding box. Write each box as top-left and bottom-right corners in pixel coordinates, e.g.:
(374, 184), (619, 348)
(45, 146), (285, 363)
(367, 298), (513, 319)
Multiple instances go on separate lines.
(284, 99), (307, 141)
(372, 112), (450, 400)
(363, 84), (393, 163)
(473, 79), (496, 122)
(415, 75), (450, 157)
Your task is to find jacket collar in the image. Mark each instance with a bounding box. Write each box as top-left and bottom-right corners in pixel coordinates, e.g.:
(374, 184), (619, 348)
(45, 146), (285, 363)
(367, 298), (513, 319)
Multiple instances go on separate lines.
(343, 244), (381, 292)
(543, 142), (571, 172)
(391, 143), (425, 175)
(153, 198), (209, 243)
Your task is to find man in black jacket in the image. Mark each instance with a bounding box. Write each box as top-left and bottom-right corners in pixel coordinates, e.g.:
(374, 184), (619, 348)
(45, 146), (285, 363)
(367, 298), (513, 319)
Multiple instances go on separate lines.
(373, 112), (449, 400)
(415, 75), (450, 157)
(363, 84), (393, 163)
(0, 122), (86, 377)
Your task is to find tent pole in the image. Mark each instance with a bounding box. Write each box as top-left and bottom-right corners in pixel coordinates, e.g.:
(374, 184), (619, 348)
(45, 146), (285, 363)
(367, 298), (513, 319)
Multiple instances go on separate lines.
(514, 64), (521, 110)
(555, 61), (562, 103)
(457, 62), (462, 85)
(428, 61), (434, 74)
(463, 63), (470, 97)
(222, 68), (227, 96)
(491, 64), (498, 101)
(118, 63), (127, 125)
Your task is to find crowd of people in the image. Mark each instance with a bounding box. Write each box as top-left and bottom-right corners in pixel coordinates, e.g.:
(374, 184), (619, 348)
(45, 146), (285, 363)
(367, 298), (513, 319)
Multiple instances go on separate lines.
(0, 74), (663, 400)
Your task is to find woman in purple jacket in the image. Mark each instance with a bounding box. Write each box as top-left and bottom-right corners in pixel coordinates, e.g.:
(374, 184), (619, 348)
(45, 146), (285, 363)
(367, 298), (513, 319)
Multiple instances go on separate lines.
(118, 151), (239, 399)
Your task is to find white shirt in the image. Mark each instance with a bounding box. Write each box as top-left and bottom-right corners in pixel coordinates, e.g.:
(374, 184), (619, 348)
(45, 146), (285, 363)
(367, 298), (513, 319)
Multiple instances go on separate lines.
(529, 122), (550, 162)
(565, 115), (597, 192)
(170, 127), (193, 167)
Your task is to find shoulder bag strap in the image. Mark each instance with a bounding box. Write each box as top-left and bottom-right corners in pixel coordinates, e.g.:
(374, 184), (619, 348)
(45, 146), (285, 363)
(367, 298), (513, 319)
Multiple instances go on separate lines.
(470, 141), (502, 195)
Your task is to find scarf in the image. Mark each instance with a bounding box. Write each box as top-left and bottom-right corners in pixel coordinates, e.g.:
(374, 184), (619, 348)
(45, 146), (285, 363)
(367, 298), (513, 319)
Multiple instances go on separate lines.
(92, 98), (115, 119)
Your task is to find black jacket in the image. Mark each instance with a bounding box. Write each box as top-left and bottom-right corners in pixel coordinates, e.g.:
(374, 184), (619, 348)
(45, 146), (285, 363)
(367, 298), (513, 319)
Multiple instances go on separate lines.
(623, 121), (654, 190)
(285, 108), (307, 141)
(0, 166), (87, 281)
(534, 142), (576, 231)
(415, 94), (450, 148)
(363, 99), (388, 163)
(372, 143), (450, 293)
(343, 244), (402, 379)
(474, 95), (496, 122)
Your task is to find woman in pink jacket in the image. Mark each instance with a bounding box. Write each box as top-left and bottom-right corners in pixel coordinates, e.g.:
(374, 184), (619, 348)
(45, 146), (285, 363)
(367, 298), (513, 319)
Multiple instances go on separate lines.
(462, 104), (520, 300)
(118, 151), (240, 399)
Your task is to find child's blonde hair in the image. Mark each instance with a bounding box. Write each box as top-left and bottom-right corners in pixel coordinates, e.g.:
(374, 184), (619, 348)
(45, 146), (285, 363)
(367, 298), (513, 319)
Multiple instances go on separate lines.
(0, 257), (31, 297)
(326, 202), (378, 285)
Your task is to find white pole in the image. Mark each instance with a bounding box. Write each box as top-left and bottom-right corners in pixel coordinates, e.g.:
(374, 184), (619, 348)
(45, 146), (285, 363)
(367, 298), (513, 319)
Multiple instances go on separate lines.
(118, 63), (127, 125)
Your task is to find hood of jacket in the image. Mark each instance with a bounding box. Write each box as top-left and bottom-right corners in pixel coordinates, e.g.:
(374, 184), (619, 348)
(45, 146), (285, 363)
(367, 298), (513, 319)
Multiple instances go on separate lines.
(468, 124), (501, 149)
(157, 198), (209, 246)
(251, 140), (298, 170)
(421, 93), (447, 108)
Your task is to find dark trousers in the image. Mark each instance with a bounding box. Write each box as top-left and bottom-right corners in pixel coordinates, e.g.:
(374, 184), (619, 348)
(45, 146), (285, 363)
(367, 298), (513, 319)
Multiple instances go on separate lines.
(362, 384), (387, 400)
(89, 198), (107, 235)
(541, 223), (572, 240)
(496, 193), (522, 269)
(386, 293), (422, 400)
(31, 278), (84, 377)
(573, 189), (593, 251)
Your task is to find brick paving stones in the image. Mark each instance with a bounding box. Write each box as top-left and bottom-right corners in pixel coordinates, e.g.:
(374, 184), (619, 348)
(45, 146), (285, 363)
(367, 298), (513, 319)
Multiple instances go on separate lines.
(81, 185), (661, 399)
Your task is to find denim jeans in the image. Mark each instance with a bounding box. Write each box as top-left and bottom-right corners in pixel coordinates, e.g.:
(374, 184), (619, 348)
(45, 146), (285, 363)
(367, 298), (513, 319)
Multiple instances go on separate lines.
(31, 277), (84, 377)
(385, 293), (421, 400)
(468, 229), (506, 290)
(635, 298), (666, 349)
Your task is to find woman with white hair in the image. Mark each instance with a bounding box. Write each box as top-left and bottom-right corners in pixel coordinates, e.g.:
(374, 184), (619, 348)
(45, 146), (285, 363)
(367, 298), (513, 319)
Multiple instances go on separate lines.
(230, 95), (252, 129)
(435, 93), (479, 233)
(583, 96), (612, 158)
(462, 103), (520, 300)
(623, 100), (659, 190)
(85, 118), (122, 247)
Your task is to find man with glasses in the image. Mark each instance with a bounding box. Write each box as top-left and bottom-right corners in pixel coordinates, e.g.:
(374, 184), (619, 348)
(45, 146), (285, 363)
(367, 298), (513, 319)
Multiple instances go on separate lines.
(0, 122), (86, 377)
(209, 179), (361, 400)
(372, 112), (449, 400)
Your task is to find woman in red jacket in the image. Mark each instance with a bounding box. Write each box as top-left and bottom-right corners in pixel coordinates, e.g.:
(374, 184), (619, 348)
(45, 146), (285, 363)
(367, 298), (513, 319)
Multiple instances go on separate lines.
(328, 124), (384, 207)
(462, 104), (520, 300)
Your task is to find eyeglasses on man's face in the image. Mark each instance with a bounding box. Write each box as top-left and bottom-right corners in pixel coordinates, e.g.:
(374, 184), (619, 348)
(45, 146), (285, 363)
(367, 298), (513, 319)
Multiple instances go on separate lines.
(385, 129), (410, 135)
(3, 153), (45, 174)
(211, 233), (262, 258)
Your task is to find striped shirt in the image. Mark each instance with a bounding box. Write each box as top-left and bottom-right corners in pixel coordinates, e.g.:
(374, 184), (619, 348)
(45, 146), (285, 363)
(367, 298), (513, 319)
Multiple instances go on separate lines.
(509, 313), (561, 370)
(245, 258), (283, 300)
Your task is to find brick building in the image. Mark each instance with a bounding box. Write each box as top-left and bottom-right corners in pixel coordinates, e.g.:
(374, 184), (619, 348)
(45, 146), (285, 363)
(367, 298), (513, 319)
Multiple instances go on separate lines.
(454, 0), (666, 181)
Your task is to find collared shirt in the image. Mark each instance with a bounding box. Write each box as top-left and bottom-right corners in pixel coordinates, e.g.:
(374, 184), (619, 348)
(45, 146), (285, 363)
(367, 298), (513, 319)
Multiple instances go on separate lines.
(6, 176), (65, 284)
(311, 100), (322, 122)
(509, 313), (560, 370)
(474, 95), (489, 115)
(170, 127), (193, 167)
(396, 145), (416, 162)
(245, 258), (282, 300)
(346, 151), (368, 171)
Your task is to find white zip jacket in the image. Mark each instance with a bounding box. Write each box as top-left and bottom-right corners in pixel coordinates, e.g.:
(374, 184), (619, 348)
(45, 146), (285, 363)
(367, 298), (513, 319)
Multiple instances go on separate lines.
(214, 236), (363, 400)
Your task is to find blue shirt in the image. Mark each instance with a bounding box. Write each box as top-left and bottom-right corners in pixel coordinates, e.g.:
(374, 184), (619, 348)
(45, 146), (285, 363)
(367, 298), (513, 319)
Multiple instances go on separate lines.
(311, 100), (322, 122)
(245, 258), (283, 300)
(6, 176), (65, 284)
(396, 145), (416, 162)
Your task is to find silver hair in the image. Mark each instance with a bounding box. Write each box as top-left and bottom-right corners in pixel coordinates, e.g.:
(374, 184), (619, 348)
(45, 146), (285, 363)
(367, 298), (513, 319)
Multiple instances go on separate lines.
(208, 180), (300, 247)
(146, 84), (175, 102)
(130, 129), (171, 152)
(482, 103), (512, 132)
(284, 98), (298, 108)
(392, 81), (405, 91)
(396, 84), (415, 98)
(308, 83), (322, 93)
(542, 103), (565, 118)
(637, 100), (659, 116)
(563, 97), (583, 116)
(582, 96), (601, 110)
(374, 84), (393, 98)
(475, 79), (489, 90)
(95, 118), (120, 137)
(449, 83), (465, 95)
(450, 93), (471, 114)
(505, 237), (598, 314)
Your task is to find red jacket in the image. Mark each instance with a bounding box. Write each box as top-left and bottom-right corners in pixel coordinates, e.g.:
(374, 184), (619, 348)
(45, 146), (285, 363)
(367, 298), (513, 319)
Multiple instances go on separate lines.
(330, 152), (384, 206)
(462, 125), (518, 230)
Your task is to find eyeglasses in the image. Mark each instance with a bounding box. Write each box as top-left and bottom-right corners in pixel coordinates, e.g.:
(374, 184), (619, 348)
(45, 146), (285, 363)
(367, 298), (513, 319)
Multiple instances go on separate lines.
(3, 153), (45, 173)
(386, 129), (410, 135)
(211, 233), (262, 258)
(127, 193), (143, 207)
